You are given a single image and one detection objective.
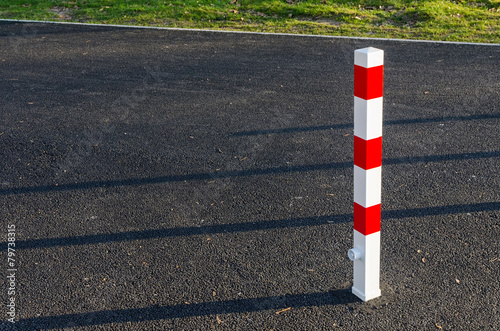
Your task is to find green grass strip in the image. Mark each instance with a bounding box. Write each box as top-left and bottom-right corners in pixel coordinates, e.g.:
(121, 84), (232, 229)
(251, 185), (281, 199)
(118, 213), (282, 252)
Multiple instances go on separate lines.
(0, 1), (499, 43)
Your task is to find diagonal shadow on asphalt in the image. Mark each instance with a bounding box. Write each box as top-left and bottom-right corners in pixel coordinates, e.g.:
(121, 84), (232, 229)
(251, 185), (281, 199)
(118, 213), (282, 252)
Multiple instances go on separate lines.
(15, 289), (357, 329)
(1, 151), (499, 196)
(231, 113), (500, 136)
(6, 202), (499, 250)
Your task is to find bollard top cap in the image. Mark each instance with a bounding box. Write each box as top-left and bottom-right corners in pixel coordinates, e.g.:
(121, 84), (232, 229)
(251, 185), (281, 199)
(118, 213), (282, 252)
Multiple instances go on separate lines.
(354, 47), (384, 68)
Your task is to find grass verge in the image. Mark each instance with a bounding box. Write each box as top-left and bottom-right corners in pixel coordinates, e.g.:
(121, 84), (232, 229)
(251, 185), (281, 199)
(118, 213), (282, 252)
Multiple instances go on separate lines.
(0, 0), (499, 43)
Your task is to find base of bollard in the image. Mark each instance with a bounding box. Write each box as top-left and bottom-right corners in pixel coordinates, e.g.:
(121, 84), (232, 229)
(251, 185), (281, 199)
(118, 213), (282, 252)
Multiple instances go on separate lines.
(352, 286), (381, 302)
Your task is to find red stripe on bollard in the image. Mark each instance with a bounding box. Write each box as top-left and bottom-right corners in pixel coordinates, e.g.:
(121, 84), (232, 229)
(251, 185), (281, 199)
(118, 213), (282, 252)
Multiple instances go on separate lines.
(354, 65), (384, 100)
(353, 202), (381, 235)
(353, 136), (383, 170)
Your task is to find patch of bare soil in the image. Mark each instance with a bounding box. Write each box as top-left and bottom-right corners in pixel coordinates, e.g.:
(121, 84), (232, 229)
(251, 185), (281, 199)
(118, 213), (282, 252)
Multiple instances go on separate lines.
(296, 17), (343, 26)
(48, 7), (74, 20)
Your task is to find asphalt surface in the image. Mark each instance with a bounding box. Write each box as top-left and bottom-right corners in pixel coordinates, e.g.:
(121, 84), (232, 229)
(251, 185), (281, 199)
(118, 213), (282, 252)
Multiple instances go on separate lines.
(0, 21), (499, 330)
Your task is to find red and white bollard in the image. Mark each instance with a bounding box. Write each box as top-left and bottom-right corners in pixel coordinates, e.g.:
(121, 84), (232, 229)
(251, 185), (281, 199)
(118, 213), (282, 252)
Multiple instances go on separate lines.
(348, 47), (384, 302)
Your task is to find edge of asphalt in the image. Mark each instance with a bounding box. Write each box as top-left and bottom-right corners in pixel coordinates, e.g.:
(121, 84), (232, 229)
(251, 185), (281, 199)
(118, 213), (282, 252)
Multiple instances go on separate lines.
(1, 18), (499, 47)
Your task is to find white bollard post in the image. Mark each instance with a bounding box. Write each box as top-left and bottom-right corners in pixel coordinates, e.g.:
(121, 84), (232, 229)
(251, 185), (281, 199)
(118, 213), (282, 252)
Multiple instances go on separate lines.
(349, 47), (384, 302)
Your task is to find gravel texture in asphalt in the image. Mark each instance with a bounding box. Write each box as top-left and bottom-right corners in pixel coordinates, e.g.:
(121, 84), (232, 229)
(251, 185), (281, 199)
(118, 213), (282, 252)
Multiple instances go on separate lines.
(0, 22), (499, 330)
